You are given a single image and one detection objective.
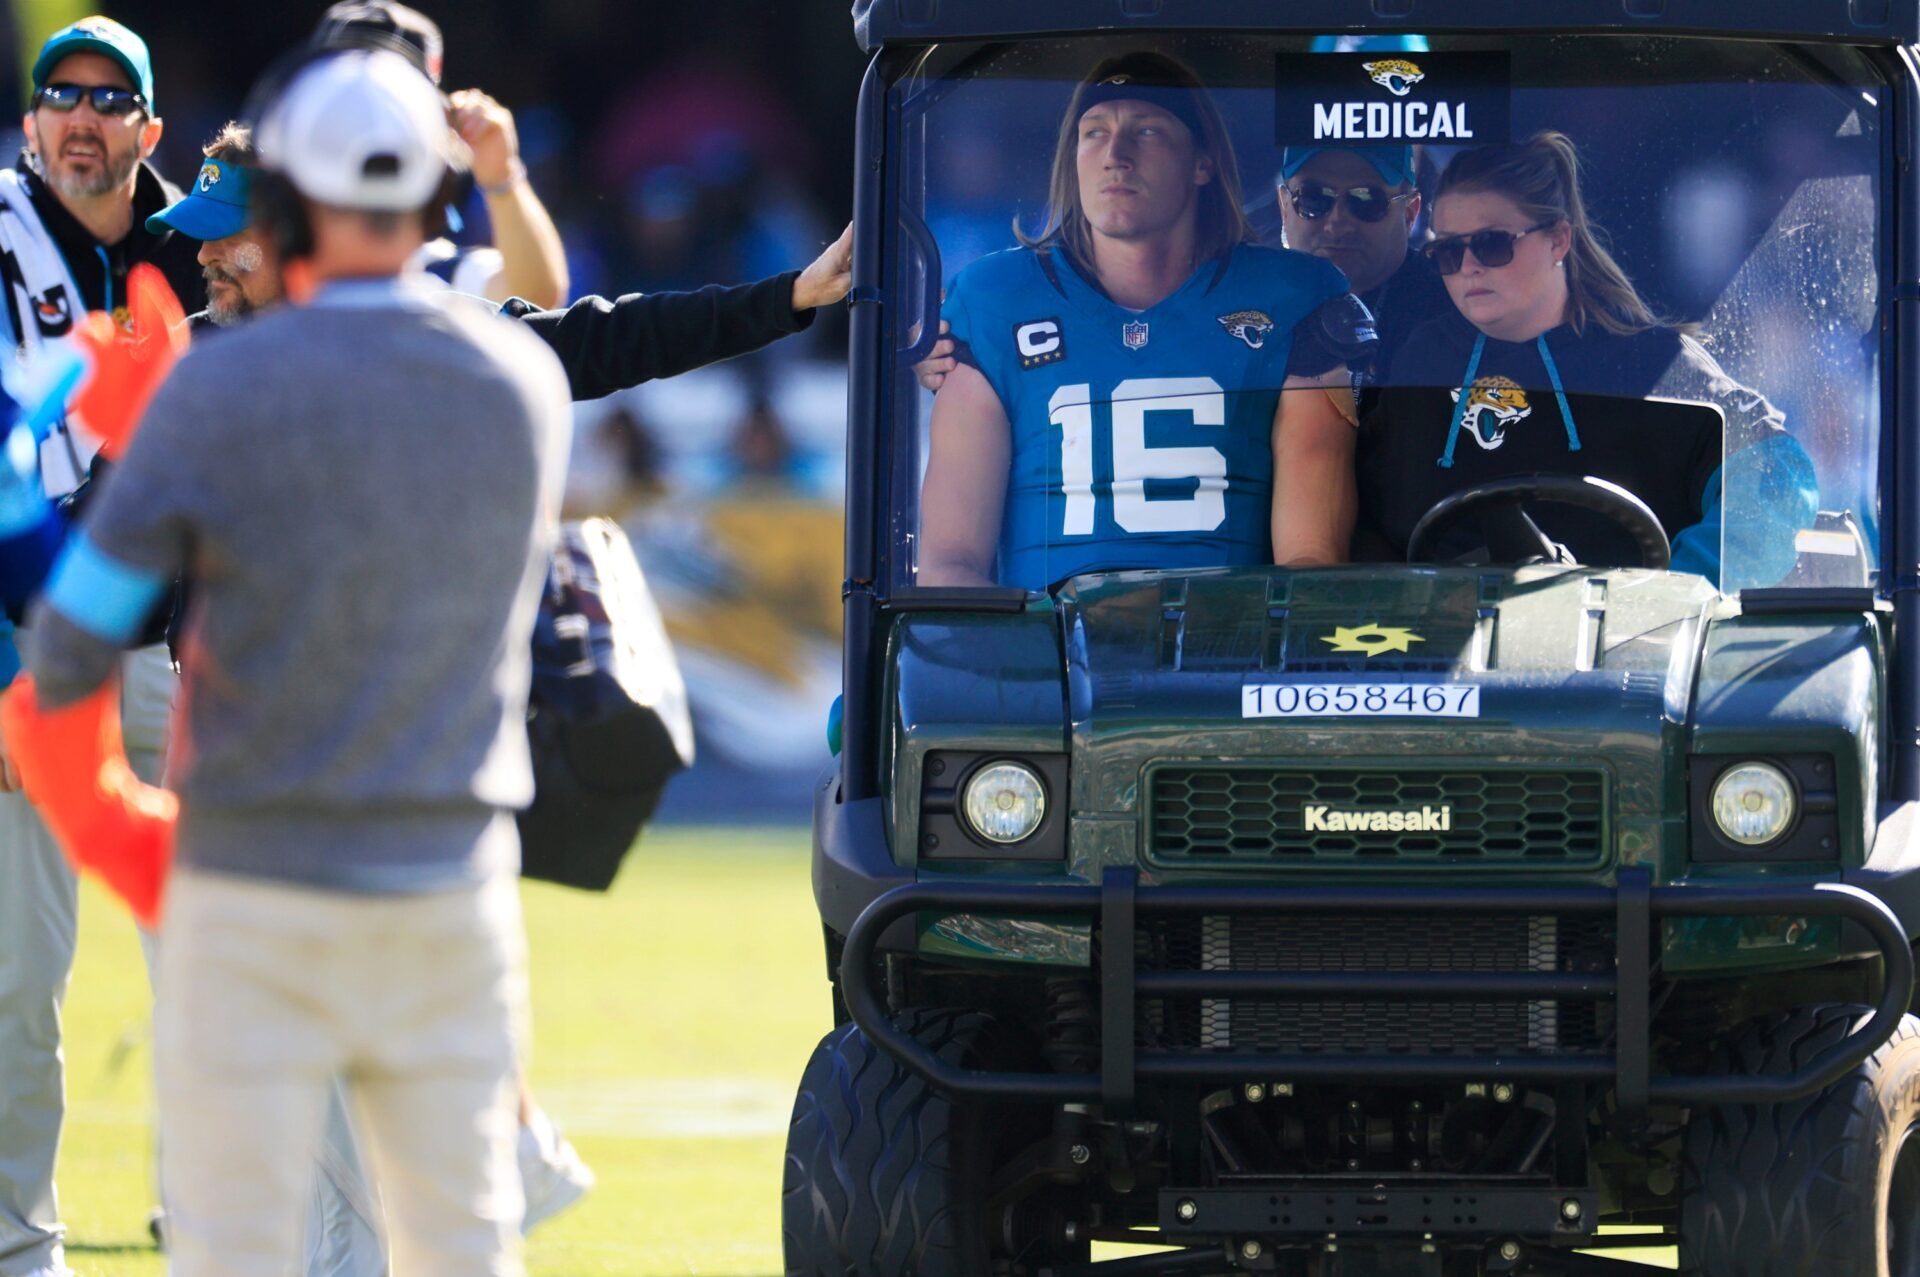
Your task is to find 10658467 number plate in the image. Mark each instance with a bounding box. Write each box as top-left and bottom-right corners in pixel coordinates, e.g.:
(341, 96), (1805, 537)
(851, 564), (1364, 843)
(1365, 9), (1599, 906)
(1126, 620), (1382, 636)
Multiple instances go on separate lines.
(1242, 682), (1481, 719)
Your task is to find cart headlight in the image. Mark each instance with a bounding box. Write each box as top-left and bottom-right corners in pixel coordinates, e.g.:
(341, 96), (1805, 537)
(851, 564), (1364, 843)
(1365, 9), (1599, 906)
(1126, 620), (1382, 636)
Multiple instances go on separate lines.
(1710, 762), (1797, 847)
(962, 762), (1047, 844)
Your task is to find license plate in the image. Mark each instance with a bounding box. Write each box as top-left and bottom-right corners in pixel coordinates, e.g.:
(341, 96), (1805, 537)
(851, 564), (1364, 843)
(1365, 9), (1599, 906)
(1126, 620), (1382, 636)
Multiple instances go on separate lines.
(1241, 682), (1481, 719)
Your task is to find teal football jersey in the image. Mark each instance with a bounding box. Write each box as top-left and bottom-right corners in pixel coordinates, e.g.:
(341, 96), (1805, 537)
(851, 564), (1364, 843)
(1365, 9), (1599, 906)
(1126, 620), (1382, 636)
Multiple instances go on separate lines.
(942, 244), (1348, 589)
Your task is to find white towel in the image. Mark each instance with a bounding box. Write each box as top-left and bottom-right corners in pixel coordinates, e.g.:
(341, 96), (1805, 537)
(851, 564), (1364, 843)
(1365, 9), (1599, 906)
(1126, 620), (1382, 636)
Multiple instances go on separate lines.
(0, 167), (101, 495)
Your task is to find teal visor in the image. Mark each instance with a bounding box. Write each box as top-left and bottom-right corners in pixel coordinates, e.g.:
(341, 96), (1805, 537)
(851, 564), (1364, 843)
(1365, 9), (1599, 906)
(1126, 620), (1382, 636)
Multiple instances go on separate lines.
(146, 156), (251, 241)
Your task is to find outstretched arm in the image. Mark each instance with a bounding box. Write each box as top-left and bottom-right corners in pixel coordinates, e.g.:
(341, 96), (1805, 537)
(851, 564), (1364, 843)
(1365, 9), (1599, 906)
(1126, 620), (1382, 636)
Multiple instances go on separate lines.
(918, 362), (1010, 587)
(510, 225), (853, 403)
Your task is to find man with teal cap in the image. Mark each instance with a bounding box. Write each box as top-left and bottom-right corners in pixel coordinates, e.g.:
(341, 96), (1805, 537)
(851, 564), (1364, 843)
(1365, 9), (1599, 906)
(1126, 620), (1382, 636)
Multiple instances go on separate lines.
(147, 125), (276, 328)
(7, 16), (203, 351)
(0, 20), (204, 1277)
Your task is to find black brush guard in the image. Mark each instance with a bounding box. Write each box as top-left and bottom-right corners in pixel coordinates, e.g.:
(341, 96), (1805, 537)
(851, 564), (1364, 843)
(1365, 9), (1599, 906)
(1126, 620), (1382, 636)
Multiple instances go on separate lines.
(839, 867), (1914, 1109)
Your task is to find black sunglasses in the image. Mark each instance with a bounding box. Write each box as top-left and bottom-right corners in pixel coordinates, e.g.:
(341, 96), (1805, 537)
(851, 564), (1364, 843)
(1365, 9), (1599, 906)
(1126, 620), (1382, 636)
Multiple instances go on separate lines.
(33, 82), (147, 118)
(1285, 183), (1414, 224)
(1422, 221), (1558, 275)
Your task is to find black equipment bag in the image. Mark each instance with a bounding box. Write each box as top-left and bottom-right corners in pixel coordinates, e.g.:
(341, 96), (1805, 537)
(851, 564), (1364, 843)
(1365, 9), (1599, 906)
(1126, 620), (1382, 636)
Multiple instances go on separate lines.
(517, 518), (694, 890)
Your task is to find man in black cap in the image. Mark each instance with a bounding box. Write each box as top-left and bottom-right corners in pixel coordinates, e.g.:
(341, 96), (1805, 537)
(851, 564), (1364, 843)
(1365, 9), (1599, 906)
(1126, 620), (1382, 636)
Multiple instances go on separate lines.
(311, 0), (570, 309)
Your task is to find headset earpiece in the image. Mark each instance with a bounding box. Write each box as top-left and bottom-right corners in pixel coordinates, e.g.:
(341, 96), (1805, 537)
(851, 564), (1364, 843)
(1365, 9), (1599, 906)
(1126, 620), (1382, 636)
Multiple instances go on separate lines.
(249, 170), (313, 262)
(422, 168), (463, 241)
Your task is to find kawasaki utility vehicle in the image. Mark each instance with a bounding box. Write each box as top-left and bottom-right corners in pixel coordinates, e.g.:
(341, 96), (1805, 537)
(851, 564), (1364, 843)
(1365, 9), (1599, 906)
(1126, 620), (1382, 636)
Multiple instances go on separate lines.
(787, 4), (1920, 1273)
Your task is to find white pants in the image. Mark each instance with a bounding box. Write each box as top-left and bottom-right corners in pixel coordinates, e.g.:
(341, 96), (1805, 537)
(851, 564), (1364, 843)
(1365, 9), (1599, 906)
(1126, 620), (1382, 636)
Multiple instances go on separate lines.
(154, 867), (528, 1277)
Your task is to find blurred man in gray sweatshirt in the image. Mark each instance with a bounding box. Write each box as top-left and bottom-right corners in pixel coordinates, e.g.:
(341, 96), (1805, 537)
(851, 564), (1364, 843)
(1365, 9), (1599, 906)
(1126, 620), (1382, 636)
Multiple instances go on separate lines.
(21, 48), (568, 1277)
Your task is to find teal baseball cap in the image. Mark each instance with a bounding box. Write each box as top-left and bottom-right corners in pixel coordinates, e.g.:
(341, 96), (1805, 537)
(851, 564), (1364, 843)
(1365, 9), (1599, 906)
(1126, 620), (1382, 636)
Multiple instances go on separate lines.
(32, 17), (155, 112)
(1280, 145), (1416, 189)
(146, 156), (251, 241)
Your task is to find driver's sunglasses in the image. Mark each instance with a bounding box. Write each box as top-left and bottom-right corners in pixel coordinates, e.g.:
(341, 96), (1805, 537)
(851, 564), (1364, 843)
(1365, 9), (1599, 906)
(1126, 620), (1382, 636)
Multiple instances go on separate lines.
(33, 83), (147, 117)
(1423, 222), (1557, 275)
(1285, 183), (1414, 224)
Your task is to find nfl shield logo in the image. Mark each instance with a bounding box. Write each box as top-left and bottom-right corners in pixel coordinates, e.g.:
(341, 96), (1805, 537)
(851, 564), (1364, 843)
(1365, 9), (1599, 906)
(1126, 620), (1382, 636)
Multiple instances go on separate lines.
(1122, 320), (1149, 350)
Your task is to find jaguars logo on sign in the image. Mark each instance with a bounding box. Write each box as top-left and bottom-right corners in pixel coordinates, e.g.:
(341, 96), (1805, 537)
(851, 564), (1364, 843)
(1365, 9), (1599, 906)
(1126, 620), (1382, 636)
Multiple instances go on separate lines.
(1217, 310), (1275, 350)
(196, 162), (221, 193)
(1450, 376), (1532, 450)
(1280, 51), (1507, 145)
(1363, 59), (1425, 97)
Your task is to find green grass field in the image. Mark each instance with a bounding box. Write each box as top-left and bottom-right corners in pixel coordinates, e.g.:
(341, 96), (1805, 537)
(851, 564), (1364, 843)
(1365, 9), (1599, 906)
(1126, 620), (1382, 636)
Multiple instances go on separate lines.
(54, 827), (1674, 1275)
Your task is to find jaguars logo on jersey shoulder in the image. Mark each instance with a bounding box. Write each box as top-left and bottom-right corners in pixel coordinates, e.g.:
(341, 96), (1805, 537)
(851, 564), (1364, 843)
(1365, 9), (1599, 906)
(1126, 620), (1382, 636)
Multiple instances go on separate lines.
(1449, 376), (1532, 450)
(1217, 310), (1275, 350)
(1363, 58), (1425, 97)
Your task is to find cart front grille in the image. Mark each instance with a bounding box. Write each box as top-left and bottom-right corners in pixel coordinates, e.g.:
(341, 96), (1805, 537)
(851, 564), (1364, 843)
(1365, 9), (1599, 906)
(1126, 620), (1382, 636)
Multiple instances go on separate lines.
(1148, 766), (1606, 867)
(1134, 913), (1615, 1057)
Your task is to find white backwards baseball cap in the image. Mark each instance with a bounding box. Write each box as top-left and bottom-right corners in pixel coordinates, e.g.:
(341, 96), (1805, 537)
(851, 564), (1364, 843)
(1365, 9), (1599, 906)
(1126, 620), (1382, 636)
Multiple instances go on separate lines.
(255, 49), (453, 211)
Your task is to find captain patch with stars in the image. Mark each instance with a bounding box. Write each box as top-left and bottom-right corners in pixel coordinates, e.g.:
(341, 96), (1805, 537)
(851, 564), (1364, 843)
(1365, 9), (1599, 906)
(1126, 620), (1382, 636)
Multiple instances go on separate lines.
(1014, 317), (1066, 370)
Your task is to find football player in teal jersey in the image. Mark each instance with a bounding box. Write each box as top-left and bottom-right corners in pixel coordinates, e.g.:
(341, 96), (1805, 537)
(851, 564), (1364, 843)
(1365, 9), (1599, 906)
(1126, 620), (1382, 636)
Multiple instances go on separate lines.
(918, 51), (1377, 589)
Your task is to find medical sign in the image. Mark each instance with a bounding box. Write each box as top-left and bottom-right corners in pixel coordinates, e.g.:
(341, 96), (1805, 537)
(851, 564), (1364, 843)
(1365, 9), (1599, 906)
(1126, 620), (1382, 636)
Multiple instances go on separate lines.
(1276, 52), (1510, 147)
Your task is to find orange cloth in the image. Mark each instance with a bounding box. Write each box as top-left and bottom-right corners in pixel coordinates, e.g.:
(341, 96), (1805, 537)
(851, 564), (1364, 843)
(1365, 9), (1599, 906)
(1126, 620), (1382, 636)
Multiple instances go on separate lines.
(69, 263), (189, 458)
(0, 675), (176, 928)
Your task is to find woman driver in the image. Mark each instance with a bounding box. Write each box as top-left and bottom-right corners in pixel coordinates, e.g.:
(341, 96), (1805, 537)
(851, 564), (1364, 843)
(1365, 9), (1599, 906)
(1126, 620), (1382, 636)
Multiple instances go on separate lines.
(1288, 130), (1815, 586)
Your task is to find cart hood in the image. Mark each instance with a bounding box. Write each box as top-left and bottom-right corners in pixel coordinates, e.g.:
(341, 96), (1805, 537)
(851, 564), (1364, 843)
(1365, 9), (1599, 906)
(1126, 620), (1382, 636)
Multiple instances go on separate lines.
(1055, 566), (1719, 822)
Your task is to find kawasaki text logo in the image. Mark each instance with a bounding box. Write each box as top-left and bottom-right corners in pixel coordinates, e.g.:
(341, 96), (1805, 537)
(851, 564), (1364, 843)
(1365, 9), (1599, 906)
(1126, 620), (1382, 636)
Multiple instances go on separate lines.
(1304, 804), (1453, 833)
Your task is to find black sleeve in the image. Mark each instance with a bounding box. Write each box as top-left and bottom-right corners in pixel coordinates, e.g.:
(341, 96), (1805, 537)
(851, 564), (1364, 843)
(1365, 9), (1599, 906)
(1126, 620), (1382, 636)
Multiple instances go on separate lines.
(1284, 291), (1380, 379)
(509, 271), (815, 402)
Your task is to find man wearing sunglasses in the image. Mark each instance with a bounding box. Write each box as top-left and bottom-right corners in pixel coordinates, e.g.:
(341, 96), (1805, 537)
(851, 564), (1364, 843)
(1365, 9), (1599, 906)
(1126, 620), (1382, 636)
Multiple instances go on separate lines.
(7, 19), (205, 364)
(1276, 145), (1449, 380)
(0, 18), (204, 1277)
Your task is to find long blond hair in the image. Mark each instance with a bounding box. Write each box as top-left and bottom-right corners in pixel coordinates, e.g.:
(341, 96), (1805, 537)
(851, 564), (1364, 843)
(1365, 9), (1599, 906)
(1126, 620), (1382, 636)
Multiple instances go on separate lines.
(1437, 131), (1661, 337)
(1015, 52), (1250, 275)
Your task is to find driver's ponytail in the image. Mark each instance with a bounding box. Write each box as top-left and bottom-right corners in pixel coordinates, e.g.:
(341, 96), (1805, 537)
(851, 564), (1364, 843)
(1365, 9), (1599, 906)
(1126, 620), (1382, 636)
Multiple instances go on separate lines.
(1438, 130), (1661, 337)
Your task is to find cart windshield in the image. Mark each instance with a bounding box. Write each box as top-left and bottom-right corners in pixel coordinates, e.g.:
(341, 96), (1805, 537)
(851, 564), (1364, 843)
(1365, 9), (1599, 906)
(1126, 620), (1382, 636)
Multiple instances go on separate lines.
(882, 35), (1888, 596)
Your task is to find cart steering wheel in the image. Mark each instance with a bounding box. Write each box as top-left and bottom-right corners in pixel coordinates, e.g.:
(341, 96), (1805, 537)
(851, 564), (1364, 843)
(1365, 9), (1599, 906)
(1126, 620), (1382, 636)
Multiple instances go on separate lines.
(1405, 473), (1671, 570)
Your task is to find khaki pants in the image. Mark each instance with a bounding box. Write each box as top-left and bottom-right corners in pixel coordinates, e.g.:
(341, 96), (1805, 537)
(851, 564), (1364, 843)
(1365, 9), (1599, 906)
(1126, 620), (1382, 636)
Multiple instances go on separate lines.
(154, 866), (527, 1277)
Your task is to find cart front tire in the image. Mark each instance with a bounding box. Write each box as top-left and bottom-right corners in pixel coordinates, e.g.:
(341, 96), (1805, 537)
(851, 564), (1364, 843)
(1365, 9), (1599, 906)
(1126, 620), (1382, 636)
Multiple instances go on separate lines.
(782, 1007), (1033, 1277)
(1680, 1004), (1920, 1276)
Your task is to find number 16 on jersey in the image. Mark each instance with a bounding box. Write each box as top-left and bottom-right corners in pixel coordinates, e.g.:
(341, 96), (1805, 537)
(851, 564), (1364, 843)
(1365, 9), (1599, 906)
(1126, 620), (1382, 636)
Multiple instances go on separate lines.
(1048, 377), (1232, 535)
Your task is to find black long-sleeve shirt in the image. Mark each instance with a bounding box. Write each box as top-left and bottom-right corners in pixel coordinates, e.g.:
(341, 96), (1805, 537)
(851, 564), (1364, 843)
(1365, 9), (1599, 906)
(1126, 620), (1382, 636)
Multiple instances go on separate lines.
(503, 269), (812, 401)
